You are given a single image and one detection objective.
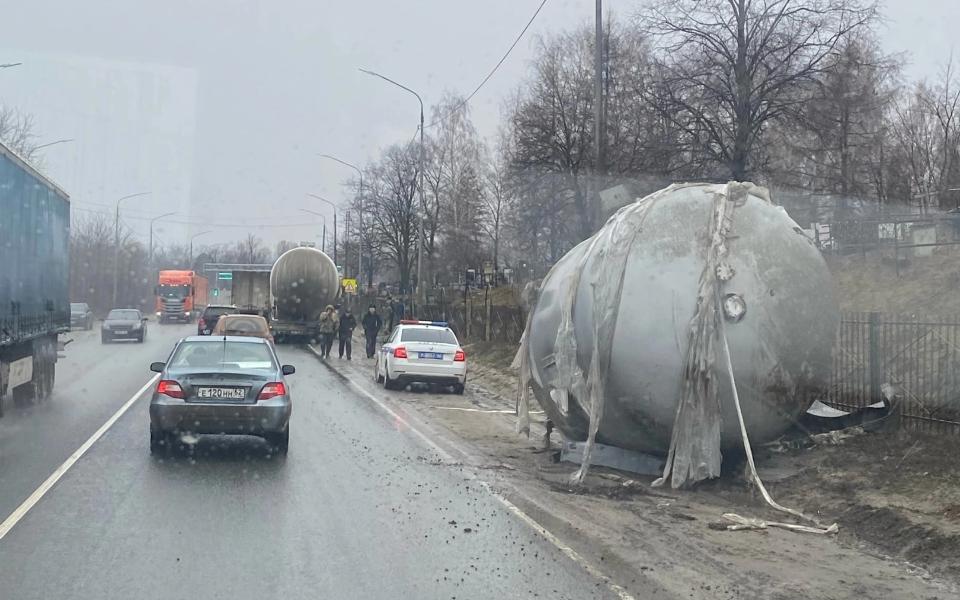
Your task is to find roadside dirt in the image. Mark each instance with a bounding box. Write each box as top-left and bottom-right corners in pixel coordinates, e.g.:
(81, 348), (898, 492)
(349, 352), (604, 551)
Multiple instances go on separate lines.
(324, 337), (959, 599)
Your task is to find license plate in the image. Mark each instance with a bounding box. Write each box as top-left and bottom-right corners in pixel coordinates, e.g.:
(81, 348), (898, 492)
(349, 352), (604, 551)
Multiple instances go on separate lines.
(202, 329), (211, 335)
(113, 330), (127, 335)
(196, 387), (246, 400)
(418, 352), (444, 360)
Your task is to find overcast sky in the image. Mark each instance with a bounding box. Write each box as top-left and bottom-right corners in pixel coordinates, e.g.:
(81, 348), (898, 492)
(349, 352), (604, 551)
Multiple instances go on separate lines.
(2, 0), (957, 249)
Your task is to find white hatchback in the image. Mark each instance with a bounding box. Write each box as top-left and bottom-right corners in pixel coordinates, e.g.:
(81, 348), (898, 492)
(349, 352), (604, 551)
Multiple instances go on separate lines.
(374, 321), (467, 394)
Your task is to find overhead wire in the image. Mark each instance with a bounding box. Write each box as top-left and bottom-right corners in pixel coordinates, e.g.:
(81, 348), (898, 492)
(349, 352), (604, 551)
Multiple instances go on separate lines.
(425, 0), (550, 129)
(70, 206), (317, 229)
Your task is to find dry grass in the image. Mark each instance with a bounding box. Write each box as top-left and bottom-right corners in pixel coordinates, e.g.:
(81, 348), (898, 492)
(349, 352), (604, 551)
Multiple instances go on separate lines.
(827, 244), (960, 316)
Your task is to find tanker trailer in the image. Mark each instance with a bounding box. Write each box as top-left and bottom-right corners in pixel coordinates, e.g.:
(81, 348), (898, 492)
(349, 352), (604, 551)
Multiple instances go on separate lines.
(269, 247), (340, 343)
(518, 182), (839, 488)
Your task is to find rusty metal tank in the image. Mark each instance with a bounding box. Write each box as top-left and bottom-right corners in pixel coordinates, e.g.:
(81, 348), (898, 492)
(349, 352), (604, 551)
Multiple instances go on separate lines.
(270, 247), (340, 322)
(526, 183), (839, 454)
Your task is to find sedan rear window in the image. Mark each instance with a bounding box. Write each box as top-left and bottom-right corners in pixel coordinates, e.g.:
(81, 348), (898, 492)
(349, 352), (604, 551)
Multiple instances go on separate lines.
(218, 316), (268, 334)
(107, 310), (140, 320)
(400, 327), (458, 345)
(70, 303), (88, 311)
(170, 341), (275, 370)
(204, 306), (236, 317)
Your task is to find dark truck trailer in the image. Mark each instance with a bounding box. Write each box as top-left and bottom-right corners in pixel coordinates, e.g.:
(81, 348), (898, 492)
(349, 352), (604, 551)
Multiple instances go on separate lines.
(0, 140), (70, 416)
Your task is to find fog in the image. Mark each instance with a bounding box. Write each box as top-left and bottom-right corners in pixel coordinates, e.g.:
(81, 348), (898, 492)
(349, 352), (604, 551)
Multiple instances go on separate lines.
(1, 0), (956, 247)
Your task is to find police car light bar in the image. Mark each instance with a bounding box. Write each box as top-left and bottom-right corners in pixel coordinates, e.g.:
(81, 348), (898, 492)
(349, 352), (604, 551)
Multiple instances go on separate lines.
(399, 320), (449, 327)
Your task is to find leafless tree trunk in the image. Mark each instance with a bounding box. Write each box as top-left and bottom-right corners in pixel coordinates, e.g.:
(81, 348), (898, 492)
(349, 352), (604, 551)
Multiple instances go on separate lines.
(640, 0), (877, 180)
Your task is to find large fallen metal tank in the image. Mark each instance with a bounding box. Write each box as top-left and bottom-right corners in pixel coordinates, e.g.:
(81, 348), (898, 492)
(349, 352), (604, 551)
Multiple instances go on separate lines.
(523, 183), (839, 469)
(270, 247), (340, 323)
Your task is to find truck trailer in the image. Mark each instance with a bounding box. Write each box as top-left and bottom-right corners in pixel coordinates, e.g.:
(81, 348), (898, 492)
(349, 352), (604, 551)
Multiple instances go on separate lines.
(0, 140), (70, 415)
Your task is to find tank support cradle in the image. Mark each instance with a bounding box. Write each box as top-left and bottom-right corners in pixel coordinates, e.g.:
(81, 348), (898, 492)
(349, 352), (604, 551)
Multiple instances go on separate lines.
(560, 440), (664, 476)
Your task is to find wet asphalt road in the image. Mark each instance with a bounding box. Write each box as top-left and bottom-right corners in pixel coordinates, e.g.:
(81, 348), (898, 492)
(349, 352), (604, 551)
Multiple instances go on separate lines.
(0, 322), (619, 599)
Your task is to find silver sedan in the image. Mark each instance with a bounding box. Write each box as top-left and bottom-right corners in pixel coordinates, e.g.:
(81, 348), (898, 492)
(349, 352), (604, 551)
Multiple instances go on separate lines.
(149, 336), (295, 455)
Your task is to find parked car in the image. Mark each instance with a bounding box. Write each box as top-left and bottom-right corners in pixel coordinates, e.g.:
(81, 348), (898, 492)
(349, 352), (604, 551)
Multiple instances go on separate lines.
(70, 302), (94, 330)
(374, 320), (466, 394)
(212, 314), (273, 343)
(101, 308), (148, 343)
(148, 336), (295, 455)
(197, 304), (237, 335)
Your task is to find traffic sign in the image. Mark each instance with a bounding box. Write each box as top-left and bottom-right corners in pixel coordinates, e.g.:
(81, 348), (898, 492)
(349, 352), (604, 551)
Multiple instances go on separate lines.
(218, 272), (232, 280)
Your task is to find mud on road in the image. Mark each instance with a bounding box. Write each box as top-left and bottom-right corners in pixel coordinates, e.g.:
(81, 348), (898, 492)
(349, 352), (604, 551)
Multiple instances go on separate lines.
(323, 338), (959, 599)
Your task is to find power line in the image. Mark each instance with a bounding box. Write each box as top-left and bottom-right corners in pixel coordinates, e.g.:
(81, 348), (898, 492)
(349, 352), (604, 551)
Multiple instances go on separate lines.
(71, 206), (316, 229)
(426, 0), (550, 129)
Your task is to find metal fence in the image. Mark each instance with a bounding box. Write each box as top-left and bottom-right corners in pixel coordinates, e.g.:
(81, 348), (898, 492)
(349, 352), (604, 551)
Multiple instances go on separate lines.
(829, 312), (960, 433)
(345, 288), (527, 346)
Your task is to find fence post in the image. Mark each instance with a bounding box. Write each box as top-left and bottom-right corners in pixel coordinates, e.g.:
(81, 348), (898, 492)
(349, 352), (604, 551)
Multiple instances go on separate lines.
(463, 294), (473, 341)
(484, 286), (491, 342)
(868, 312), (882, 403)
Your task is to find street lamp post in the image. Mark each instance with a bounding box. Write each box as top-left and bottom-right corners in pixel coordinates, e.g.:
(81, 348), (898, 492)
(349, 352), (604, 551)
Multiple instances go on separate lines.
(112, 191), (151, 307)
(306, 193), (338, 265)
(33, 138), (74, 151)
(359, 68), (426, 307)
(189, 231), (213, 267)
(299, 208), (327, 253)
(149, 211), (177, 265)
(318, 154), (364, 284)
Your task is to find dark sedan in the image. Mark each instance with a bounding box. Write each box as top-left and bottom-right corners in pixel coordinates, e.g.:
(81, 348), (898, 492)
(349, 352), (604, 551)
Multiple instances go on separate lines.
(149, 336), (295, 455)
(197, 304), (237, 336)
(101, 308), (148, 343)
(70, 302), (93, 330)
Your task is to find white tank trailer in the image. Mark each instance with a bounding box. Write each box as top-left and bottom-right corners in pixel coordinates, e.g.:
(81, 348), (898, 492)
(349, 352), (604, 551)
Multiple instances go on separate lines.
(525, 183), (839, 458)
(269, 247), (340, 342)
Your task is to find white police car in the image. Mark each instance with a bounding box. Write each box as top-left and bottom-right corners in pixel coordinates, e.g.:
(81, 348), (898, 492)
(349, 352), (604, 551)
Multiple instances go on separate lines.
(374, 320), (467, 394)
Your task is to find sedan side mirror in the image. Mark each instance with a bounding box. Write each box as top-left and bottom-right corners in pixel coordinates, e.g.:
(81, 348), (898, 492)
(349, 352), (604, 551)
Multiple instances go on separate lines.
(281, 364), (296, 376)
(150, 362), (165, 373)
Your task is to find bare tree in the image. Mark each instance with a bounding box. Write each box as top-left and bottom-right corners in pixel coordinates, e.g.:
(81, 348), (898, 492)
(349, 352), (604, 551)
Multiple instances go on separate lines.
(234, 233), (269, 264)
(364, 143), (420, 293)
(640, 0), (877, 180)
(0, 105), (40, 161)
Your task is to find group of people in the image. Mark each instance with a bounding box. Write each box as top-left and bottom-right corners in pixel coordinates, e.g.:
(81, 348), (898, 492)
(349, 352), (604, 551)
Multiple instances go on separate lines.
(316, 303), (389, 360)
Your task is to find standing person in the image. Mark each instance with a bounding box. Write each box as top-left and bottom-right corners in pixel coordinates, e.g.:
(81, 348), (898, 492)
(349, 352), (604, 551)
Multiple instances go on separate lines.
(317, 305), (338, 358)
(362, 305), (383, 359)
(394, 297), (406, 323)
(386, 295), (396, 333)
(338, 306), (357, 360)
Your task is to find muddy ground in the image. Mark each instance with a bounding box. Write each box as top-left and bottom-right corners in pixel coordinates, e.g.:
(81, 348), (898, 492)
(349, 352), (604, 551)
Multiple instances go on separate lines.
(328, 337), (959, 598)
(466, 340), (960, 595)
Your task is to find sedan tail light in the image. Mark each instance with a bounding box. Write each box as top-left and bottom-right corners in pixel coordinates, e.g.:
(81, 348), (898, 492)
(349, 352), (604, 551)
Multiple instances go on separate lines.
(393, 346), (408, 359)
(454, 349), (466, 362)
(258, 382), (287, 400)
(157, 380), (185, 399)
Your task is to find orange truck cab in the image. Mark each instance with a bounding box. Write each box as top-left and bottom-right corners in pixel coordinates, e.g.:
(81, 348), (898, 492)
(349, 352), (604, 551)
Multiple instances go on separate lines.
(155, 270), (209, 323)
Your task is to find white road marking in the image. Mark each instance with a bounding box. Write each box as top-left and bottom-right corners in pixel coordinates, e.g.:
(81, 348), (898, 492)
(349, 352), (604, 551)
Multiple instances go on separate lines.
(432, 406), (518, 414)
(0, 374), (160, 541)
(306, 344), (636, 600)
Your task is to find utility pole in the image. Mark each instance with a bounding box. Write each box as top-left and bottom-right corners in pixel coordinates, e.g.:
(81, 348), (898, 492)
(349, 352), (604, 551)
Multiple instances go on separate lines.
(594, 0), (605, 171)
(306, 193), (338, 264)
(149, 211), (177, 266)
(112, 191), (151, 307)
(359, 68), (426, 308)
(318, 155), (364, 286)
(593, 0), (605, 227)
(300, 209), (327, 255)
(189, 231), (213, 267)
